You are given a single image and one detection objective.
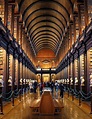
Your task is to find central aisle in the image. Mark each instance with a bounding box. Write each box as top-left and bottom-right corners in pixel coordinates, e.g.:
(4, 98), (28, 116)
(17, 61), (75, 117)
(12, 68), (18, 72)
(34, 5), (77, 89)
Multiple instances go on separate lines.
(1, 92), (92, 119)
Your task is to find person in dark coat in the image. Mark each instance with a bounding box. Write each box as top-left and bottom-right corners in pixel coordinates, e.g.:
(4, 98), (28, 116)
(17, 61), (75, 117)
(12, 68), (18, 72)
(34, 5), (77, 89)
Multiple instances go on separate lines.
(59, 83), (64, 98)
(33, 81), (37, 93)
(50, 81), (54, 96)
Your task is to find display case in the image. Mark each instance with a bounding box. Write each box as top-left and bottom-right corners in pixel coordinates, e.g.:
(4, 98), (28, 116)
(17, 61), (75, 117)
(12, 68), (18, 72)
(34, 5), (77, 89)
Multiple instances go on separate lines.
(0, 0), (4, 23)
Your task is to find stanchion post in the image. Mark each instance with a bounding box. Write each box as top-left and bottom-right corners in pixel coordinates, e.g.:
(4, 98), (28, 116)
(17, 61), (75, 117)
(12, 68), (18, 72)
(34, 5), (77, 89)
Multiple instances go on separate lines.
(72, 90), (74, 101)
(90, 93), (92, 114)
(89, 76), (92, 114)
(79, 91), (81, 106)
(0, 79), (4, 114)
(12, 91), (14, 106)
(19, 89), (21, 101)
(0, 94), (3, 114)
(68, 89), (69, 98)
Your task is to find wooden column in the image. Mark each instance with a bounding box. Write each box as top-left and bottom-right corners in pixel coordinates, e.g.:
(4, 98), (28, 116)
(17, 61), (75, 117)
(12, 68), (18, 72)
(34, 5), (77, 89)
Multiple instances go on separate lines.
(21, 60), (23, 93)
(77, 4), (82, 35)
(64, 40), (65, 56)
(72, 55), (75, 101)
(3, 50), (8, 96)
(78, 51), (80, 92)
(22, 30), (25, 50)
(68, 59), (70, 97)
(25, 64), (27, 91)
(72, 56), (75, 89)
(50, 72), (51, 82)
(66, 37), (68, 55)
(17, 16), (19, 42)
(67, 29), (69, 51)
(84, 47), (87, 93)
(73, 15), (76, 43)
(12, 57), (15, 86)
(12, 54), (15, 106)
(68, 38), (70, 50)
(18, 59), (20, 89)
(6, 53), (9, 94)
(84, 0), (88, 27)
(4, 0), (8, 27)
(23, 64), (25, 82)
(69, 63), (70, 84)
(69, 23), (73, 48)
(19, 23), (22, 47)
(12, 54), (15, 90)
(41, 69), (43, 82)
(11, 5), (15, 36)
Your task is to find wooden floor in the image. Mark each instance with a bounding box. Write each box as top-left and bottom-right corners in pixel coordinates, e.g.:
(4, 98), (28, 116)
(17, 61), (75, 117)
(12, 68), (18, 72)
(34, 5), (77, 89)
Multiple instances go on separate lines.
(0, 91), (92, 119)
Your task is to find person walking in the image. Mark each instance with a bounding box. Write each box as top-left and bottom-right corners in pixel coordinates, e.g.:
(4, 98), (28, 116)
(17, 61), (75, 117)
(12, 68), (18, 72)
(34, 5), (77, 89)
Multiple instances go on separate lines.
(55, 81), (59, 98)
(59, 83), (64, 98)
(50, 81), (54, 96)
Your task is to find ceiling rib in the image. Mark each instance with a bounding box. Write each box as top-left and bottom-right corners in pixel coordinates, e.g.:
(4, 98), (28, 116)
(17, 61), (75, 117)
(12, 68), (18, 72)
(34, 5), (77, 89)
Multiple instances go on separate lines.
(33, 33), (59, 44)
(22, 0), (70, 19)
(33, 36), (58, 45)
(29, 25), (62, 40)
(34, 38), (57, 47)
(31, 30), (60, 42)
(28, 20), (63, 35)
(25, 14), (65, 30)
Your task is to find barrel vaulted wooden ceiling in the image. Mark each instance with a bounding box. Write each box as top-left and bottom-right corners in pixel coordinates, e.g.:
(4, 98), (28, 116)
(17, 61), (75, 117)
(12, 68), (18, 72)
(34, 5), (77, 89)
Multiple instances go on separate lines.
(17, 0), (75, 56)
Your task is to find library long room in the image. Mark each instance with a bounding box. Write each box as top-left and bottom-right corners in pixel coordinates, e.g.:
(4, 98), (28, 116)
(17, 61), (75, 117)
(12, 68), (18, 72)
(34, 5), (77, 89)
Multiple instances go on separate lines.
(0, 0), (92, 119)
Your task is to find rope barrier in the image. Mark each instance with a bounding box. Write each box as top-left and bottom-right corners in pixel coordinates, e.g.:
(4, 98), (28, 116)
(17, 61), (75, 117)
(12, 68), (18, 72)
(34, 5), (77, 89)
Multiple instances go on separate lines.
(79, 91), (91, 100)
(64, 87), (91, 101)
(81, 90), (91, 96)
(2, 92), (13, 101)
(2, 90), (12, 95)
(14, 88), (18, 92)
(14, 90), (20, 96)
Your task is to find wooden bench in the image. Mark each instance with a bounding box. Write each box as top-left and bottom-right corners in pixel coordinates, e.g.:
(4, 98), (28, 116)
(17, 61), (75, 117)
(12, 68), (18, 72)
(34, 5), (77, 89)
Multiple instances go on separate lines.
(53, 99), (64, 114)
(30, 91), (64, 115)
(30, 98), (40, 114)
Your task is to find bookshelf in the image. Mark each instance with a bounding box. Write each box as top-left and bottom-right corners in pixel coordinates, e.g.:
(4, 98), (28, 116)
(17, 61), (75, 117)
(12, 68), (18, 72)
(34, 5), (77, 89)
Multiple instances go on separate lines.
(0, 47), (4, 87)
(74, 59), (78, 85)
(70, 63), (73, 85)
(8, 55), (12, 86)
(14, 17), (17, 39)
(0, 0), (4, 23)
(7, 5), (12, 33)
(18, 25), (21, 45)
(80, 54), (85, 86)
(15, 59), (18, 85)
(80, 5), (85, 31)
(88, 4), (92, 23)
(89, 48), (92, 86)
(20, 62), (22, 82)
